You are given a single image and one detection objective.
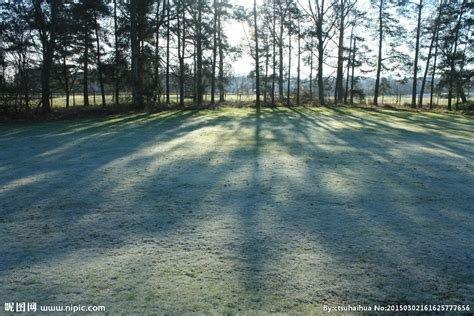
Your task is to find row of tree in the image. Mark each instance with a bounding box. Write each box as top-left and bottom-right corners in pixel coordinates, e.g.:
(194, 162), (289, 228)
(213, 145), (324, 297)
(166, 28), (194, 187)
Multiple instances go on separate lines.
(0, 0), (472, 114)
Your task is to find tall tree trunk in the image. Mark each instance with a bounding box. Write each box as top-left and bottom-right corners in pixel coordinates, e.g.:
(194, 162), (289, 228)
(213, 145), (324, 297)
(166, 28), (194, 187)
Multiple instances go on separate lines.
(178, 0), (185, 108)
(114, 0), (119, 106)
(166, 0), (170, 104)
(457, 36), (469, 103)
(130, 0), (143, 108)
(218, 6), (225, 102)
(22, 57), (30, 109)
(95, 19), (106, 108)
(211, 0), (218, 104)
(62, 55), (69, 108)
(314, 0), (326, 105)
(196, 1), (203, 106)
(154, 0), (163, 106)
(418, 2), (441, 107)
(33, 0), (59, 114)
(309, 36), (313, 101)
(254, 0), (260, 109)
(411, 0), (423, 108)
(344, 28), (353, 103)
(264, 39), (269, 104)
(447, 3), (465, 111)
(287, 9), (291, 107)
(278, 0), (284, 100)
(429, 29), (439, 109)
(271, 0), (276, 106)
(334, 0), (345, 104)
(350, 37), (356, 104)
(373, 0), (383, 106)
(317, 27), (324, 105)
(296, 19), (301, 106)
(83, 31), (89, 107)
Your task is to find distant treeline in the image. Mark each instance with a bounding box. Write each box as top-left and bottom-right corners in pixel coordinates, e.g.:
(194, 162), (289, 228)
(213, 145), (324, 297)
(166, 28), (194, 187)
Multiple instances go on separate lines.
(0, 0), (472, 115)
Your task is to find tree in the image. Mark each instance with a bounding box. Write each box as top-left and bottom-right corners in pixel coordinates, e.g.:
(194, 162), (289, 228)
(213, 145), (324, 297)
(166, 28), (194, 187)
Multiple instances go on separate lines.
(194, 0), (205, 106)
(93, 2), (110, 108)
(438, 0), (471, 110)
(308, 0), (336, 105)
(217, 0), (232, 102)
(113, 0), (120, 106)
(334, 0), (357, 104)
(254, 0), (261, 109)
(278, 0), (287, 101)
(371, 0), (406, 106)
(130, 0), (153, 109)
(54, 1), (77, 109)
(72, 0), (108, 108)
(271, 0), (277, 106)
(410, 0), (423, 108)
(32, 0), (61, 113)
(211, 0), (219, 104)
(418, 0), (443, 107)
(0, 1), (34, 111)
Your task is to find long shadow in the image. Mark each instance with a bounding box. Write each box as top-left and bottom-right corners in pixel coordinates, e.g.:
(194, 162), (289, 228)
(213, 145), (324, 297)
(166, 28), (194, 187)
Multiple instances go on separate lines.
(234, 108), (266, 301)
(271, 107), (474, 305)
(0, 110), (239, 272)
(0, 107), (472, 310)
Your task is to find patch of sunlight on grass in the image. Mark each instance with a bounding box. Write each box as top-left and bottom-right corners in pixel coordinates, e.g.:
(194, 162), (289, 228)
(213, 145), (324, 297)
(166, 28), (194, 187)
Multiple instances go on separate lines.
(0, 172), (58, 194)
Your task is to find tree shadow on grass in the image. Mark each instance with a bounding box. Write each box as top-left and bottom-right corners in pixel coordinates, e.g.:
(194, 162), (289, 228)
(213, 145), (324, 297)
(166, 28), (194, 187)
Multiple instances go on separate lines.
(0, 107), (472, 311)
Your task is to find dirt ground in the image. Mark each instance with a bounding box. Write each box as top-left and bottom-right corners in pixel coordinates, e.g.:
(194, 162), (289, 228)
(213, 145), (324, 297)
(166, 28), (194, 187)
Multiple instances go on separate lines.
(0, 107), (473, 313)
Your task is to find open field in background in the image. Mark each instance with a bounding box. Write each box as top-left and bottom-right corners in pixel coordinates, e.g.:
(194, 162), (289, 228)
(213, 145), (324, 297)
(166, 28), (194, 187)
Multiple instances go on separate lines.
(0, 107), (472, 313)
(43, 93), (469, 109)
(48, 93), (256, 108)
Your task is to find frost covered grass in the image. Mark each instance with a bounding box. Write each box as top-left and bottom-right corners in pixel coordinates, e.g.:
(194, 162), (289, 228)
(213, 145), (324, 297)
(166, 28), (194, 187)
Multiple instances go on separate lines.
(0, 107), (473, 313)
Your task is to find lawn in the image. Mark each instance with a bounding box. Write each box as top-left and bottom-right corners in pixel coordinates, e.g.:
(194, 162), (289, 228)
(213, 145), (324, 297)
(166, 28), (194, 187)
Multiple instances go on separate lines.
(0, 107), (473, 313)
(47, 93), (463, 109)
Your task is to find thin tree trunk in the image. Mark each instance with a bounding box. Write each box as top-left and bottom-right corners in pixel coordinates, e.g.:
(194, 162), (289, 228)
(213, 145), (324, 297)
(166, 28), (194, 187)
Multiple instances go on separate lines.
(287, 8), (291, 107)
(316, 0), (325, 105)
(374, 0), (383, 106)
(196, 1), (203, 106)
(95, 18), (106, 108)
(211, 0), (218, 104)
(350, 37), (356, 104)
(179, 1), (186, 108)
(309, 36), (313, 101)
(166, 0), (170, 104)
(83, 31), (89, 107)
(114, 0), (119, 106)
(278, 0), (284, 100)
(130, 0), (143, 108)
(447, 3), (465, 111)
(344, 28), (353, 103)
(296, 19), (301, 106)
(264, 39), (269, 104)
(418, 2), (441, 107)
(271, 0), (276, 106)
(411, 0), (423, 108)
(154, 0), (162, 106)
(254, 0), (260, 109)
(317, 30), (324, 105)
(62, 55), (69, 108)
(334, 0), (345, 104)
(218, 5), (224, 102)
(429, 30), (439, 109)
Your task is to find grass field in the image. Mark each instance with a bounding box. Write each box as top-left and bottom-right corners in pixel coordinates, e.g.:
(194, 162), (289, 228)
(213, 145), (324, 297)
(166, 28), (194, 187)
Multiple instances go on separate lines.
(0, 107), (473, 313)
(49, 93), (257, 108)
(47, 93), (464, 109)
